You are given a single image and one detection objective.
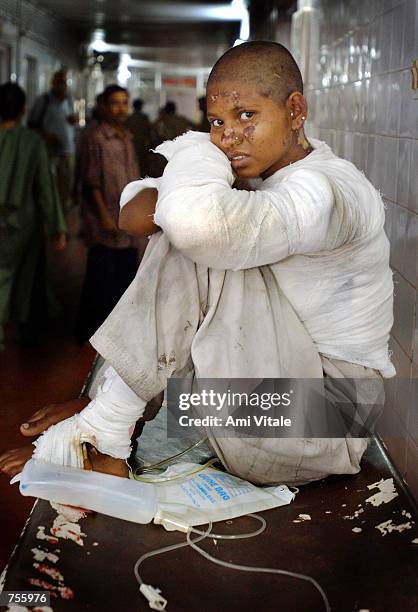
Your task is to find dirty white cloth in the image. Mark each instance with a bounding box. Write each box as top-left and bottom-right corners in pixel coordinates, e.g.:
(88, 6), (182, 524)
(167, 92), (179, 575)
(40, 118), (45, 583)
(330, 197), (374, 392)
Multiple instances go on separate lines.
(31, 131), (392, 480)
(149, 131), (394, 376)
(33, 366), (146, 467)
(206, 355), (384, 485)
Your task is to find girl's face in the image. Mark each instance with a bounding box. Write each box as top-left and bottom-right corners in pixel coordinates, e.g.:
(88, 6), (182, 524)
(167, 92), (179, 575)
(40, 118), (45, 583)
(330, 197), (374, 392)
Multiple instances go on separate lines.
(207, 81), (299, 179)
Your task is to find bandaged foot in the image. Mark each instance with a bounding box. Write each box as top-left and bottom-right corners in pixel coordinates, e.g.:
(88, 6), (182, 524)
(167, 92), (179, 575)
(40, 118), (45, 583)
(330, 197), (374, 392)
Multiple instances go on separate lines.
(32, 367), (147, 469)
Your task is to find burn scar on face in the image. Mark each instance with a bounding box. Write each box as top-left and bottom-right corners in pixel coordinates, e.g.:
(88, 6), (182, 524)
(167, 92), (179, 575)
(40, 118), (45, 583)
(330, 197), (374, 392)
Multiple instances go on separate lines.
(221, 127), (236, 142)
(243, 125), (256, 140)
(219, 89), (241, 105)
(223, 127), (235, 137)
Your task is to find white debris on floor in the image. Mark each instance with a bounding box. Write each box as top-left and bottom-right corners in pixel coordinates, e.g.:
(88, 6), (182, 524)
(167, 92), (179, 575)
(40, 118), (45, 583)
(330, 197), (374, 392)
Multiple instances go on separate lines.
(293, 513), (311, 523)
(375, 519), (413, 536)
(31, 548), (59, 564)
(352, 527), (362, 533)
(365, 478), (398, 507)
(343, 507), (364, 520)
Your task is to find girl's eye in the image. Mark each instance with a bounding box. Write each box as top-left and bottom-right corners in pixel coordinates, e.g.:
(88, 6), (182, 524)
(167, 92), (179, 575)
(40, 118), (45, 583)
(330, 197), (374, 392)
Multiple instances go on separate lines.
(210, 119), (223, 128)
(240, 111), (254, 121)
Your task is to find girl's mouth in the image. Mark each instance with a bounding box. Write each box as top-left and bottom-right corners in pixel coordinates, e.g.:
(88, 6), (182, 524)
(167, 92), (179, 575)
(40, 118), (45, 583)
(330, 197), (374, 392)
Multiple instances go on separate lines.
(230, 154), (251, 169)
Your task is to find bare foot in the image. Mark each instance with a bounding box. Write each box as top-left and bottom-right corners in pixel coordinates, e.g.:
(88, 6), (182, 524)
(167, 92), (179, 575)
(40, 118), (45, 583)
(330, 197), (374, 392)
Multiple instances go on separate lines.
(0, 444), (129, 480)
(0, 445), (33, 478)
(20, 398), (90, 438)
(2, 397), (130, 480)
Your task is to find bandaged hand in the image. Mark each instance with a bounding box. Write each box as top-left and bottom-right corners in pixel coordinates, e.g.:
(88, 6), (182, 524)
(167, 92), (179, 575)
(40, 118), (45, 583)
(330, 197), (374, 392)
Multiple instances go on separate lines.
(32, 367), (147, 468)
(153, 130), (211, 161)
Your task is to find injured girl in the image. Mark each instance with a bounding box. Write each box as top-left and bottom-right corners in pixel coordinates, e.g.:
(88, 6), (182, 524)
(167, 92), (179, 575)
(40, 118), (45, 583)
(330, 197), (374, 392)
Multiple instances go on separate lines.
(0, 41), (394, 485)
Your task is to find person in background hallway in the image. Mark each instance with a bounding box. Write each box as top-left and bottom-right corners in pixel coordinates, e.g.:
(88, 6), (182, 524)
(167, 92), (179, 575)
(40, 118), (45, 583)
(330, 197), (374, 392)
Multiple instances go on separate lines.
(126, 98), (151, 176)
(196, 95), (210, 132)
(88, 92), (106, 128)
(27, 70), (77, 213)
(73, 93), (105, 209)
(0, 83), (67, 350)
(74, 84), (139, 345)
(153, 101), (194, 144)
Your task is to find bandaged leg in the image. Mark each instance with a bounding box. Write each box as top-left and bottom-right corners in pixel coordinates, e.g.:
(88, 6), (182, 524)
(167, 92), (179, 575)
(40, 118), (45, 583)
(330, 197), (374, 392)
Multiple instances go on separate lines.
(33, 367), (147, 468)
(29, 235), (200, 472)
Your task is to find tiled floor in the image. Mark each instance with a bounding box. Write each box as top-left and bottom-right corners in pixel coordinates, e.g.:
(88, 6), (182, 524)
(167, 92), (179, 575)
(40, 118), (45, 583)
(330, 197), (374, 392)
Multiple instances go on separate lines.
(0, 209), (96, 569)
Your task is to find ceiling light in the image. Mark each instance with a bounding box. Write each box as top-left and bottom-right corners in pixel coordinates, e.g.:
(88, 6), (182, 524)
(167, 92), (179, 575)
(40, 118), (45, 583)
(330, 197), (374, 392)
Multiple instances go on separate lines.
(89, 29), (109, 53)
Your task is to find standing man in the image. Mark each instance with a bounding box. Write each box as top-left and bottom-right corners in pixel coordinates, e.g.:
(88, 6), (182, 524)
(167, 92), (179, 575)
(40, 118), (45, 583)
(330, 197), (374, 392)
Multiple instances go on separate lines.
(126, 98), (151, 175)
(153, 101), (194, 143)
(74, 84), (140, 344)
(27, 70), (77, 212)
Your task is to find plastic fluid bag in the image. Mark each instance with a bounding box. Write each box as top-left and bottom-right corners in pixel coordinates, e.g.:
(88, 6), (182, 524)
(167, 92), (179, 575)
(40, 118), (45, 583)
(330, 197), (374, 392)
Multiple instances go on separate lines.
(152, 462), (295, 528)
(17, 459), (294, 528)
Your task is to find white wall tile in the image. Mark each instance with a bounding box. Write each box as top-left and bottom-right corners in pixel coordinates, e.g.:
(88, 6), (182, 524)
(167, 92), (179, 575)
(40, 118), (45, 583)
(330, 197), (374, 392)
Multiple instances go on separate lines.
(375, 136), (399, 201)
(414, 292), (418, 363)
(384, 199), (395, 252)
(375, 74), (389, 134)
(408, 140), (418, 213)
(404, 212), (418, 287)
(392, 272), (415, 357)
(372, 15), (384, 75)
(408, 376), (418, 441)
(368, 77), (378, 133)
(390, 203), (408, 270)
(298, 0), (417, 494)
(400, 69), (418, 139)
(390, 1), (406, 71)
(389, 335), (413, 422)
(343, 132), (354, 162)
(360, 79), (369, 130)
(396, 139), (411, 207)
(367, 135), (377, 186)
(402, 0), (418, 68)
(387, 72), (401, 136)
(381, 9), (394, 72)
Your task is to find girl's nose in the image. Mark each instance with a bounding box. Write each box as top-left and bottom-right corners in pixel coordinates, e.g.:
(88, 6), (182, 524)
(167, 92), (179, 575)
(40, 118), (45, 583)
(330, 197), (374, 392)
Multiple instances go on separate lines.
(221, 127), (243, 145)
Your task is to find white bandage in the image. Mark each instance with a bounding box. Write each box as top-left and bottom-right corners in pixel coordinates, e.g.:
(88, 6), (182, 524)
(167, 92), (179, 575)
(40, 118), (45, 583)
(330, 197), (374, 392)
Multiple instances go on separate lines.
(33, 367), (147, 467)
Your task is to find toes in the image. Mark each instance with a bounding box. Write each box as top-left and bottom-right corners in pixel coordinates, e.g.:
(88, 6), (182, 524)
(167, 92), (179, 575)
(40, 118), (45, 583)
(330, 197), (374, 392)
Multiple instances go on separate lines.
(20, 407), (51, 436)
(20, 399), (89, 437)
(0, 447), (33, 476)
(0, 457), (24, 477)
(20, 415), (51, 436)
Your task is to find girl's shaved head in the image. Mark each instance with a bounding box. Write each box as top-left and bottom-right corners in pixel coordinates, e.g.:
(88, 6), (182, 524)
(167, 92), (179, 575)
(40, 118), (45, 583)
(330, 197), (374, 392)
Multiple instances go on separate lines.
(207, 41), (303, 104)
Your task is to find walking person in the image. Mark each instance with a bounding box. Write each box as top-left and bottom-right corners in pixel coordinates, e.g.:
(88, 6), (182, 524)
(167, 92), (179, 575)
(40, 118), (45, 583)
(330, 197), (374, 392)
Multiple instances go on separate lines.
(27, 70), (77, 212)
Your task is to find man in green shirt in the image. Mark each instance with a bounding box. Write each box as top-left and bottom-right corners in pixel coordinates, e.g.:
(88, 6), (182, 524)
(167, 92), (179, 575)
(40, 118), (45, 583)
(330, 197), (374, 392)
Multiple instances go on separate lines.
(0, 83), (67, 349)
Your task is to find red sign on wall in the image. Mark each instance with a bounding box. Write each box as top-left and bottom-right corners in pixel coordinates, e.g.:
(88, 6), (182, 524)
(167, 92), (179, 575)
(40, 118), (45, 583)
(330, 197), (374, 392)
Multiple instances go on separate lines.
(162, 76), (197, 88)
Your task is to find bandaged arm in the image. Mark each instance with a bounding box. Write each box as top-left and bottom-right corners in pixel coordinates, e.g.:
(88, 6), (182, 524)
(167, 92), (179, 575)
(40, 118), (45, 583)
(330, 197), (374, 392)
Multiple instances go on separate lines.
(152, 132), (334, 270)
